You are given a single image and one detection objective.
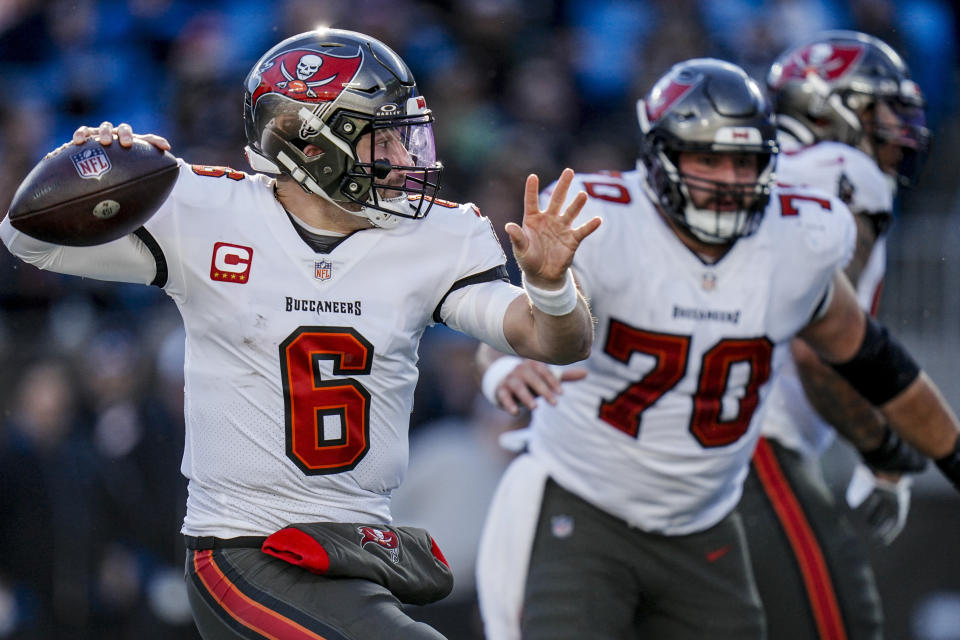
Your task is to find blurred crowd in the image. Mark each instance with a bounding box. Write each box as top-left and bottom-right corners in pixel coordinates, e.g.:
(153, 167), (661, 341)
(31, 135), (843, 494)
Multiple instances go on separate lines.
(0, 0), (958, 638)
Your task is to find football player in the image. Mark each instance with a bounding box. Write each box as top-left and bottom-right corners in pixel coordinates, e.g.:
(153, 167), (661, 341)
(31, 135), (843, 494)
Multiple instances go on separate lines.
(739, 31), (933, 640)
(0, 29), (601, 639)
(474, 58), (960, 640)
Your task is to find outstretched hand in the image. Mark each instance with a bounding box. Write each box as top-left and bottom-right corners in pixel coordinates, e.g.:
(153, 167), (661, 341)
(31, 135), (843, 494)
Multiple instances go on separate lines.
(72, 121), (171, 151)
(506, 168), (601, 289)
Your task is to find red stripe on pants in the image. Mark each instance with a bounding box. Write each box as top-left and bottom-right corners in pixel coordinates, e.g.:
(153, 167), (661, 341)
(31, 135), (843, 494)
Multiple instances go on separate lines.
(752, 438), (847, 640)
(192, 550), (329, 640)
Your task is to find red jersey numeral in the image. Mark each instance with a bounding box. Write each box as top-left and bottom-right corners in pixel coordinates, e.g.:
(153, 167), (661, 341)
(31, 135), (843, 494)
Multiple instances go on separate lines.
(279, 327), (373, 475)
(779, 193), (832, 216)
(690, 338), (773, 447)
(599, 321), (773, 448)
(583, 181), (632, 204)
(599, 323), (689, 437)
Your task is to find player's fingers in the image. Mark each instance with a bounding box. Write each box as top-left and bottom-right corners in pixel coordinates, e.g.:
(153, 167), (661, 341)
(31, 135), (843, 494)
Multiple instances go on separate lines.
(116, 123), (134, 148)
(496, 388), (520, 415)
(572, 216), (602, 242)
(529, 362), (564, 396)
(525, 375), (560, 406)
(560, 368), (589, 382)
(503, 376), (540, 412)
(545, 168), (574, 215)
(523, 174), (540, 217)
(98, 121), (115, 146)
(139, 133), (172, 151)
(558, 190), (588, 224)
(72, 126), (89, 145)
(495, 386), (526, 415)
(505, 222), (527, 254)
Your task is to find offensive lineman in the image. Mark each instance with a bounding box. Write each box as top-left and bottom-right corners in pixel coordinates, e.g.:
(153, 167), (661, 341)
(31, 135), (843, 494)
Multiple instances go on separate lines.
(474, 59), (960, 640)
(0, 30), (600, 639)
(739, 31), (933, 640)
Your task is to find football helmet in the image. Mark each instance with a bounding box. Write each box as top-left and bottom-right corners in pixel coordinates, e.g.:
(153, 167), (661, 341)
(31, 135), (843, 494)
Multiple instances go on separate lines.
(767, 30), (929, 186)
(243, 29), (442, 228)
(637, 59), (779, 244)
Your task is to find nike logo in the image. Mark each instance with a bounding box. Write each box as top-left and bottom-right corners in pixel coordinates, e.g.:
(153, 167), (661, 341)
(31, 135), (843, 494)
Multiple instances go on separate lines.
(706, 545), (731, 563)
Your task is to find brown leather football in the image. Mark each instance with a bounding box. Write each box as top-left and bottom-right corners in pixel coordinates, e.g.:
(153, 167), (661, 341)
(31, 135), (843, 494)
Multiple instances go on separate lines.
(6, 138), (179, 246)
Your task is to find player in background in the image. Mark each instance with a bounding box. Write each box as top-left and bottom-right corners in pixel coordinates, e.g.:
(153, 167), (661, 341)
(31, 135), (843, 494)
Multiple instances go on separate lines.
(474, 58), (960, 640)
(0, 29), (601, 639)
(738, 31), (934, 640)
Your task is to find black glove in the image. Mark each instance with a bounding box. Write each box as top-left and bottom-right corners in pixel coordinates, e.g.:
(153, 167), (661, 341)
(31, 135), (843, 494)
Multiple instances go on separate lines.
(935, 437), (960, 492)
(859, 427), (928, 474)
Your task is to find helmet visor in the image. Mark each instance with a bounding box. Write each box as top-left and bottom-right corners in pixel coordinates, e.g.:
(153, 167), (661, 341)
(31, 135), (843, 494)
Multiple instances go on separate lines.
(865, 99), (930, 186)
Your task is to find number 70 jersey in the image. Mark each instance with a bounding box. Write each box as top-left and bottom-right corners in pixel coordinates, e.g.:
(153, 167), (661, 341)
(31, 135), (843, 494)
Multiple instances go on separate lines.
(529, 170), (855, 535)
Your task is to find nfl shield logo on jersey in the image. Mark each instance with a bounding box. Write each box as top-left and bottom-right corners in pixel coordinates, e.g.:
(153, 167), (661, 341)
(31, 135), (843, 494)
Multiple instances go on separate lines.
(702, 272), (717, 291)
(315, 260), (332, 281)
(71, 147), (112, 179)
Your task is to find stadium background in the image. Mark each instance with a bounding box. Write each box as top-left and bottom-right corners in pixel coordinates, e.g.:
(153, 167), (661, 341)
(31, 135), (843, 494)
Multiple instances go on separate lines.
(0, 0), (957, 638)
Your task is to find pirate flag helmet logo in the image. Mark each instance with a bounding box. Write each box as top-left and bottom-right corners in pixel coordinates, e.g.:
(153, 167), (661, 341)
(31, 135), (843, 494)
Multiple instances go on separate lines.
(250, 48), (363, 106)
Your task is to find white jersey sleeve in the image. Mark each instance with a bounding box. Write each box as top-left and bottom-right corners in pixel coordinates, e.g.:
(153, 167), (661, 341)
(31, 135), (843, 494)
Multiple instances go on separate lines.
(764, 143), (888, 458)
(777, 142), (893, 218)
(0, 215), (157, 283)
(764, 184), (857, 339)
(0, 160), (199, 283)
(525, 171), (855, 535)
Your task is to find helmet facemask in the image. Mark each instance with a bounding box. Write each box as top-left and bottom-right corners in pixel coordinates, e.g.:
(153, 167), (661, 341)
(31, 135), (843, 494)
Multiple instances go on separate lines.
(645, 140), (776, 244)
(852, 94), (930, 188)
(332, 103), (442, 224)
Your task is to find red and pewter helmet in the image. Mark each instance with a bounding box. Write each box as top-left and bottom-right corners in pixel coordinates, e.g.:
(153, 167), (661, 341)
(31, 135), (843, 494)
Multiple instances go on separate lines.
(767, 30), (929, 187)
(243, 29), (443, 228)
(637, 58), (779, 244)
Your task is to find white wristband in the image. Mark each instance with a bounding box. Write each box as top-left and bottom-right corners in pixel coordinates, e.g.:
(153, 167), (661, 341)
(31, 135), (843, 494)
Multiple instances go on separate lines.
(481, 356), (524, 407)
(522, 269), (578, 316)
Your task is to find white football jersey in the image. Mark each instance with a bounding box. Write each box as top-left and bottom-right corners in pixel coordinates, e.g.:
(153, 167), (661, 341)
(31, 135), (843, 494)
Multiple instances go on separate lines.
(1, 159), (513, 538)
(528, 169), (855, 535)
(761, 139), (892, 458)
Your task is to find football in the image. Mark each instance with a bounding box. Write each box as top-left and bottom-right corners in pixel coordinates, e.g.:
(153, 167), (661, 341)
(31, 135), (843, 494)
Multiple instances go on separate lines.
(6, 137), (179, 246)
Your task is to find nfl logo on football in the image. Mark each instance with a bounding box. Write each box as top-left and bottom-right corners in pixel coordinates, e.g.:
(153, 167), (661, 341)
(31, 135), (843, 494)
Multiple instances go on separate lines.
(315, 260), (332, 281)
(71, 147), (112, 179)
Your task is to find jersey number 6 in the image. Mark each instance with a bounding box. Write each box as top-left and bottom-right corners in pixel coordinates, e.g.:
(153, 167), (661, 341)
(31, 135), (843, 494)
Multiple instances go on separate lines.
(599, 321), (773, 447)
(279, 327), (373, 475)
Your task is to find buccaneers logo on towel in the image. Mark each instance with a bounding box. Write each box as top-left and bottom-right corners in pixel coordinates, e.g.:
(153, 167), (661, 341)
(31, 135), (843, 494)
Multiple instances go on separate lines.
(251, 48), (363, 106)
(358, 526), (401, 563)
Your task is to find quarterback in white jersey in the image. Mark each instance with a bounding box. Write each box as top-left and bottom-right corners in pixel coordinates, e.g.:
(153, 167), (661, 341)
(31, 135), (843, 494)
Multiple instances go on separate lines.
(1, 30), (601, 640)
(475, 59), (959, 640)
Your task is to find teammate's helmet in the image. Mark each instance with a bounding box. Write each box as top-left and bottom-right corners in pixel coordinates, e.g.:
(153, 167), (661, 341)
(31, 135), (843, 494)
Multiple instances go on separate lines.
(637, 59), (779, 244)
(767, 30), (929, 186)
(243, 29), (442, 228)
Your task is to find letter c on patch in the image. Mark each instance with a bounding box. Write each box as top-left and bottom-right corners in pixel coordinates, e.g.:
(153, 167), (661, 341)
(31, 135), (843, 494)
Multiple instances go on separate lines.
(210, 242), (254, 283)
